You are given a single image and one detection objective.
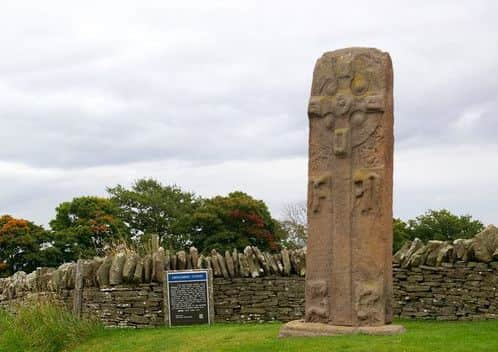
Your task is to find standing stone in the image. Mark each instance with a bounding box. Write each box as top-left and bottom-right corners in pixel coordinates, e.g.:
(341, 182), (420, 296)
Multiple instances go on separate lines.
(211, 250), (222, 277)
(190, 247), (199, 269)
(134, 258), (144, 283)
(165, 250), (171, 271)
(252, 246), (270, 274)
(123, 252), (139, 282)
(232, 249), (239, 277)
(109, 252), (126, 285)
(225, 250), (235, 278)
(280, 48), (403, 337)
(153, 248), (166, 283)
(96, 256), (113, 287)
(238, 253), (250, 277)
(281, 249), (291, 276)
(177, 250), (187, 270)
(144, 254), (153, 282)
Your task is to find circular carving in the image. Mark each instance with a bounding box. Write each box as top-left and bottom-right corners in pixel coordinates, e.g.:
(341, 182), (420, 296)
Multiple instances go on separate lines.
(332, 93), (353, 116)
(351, 111), (366, 126)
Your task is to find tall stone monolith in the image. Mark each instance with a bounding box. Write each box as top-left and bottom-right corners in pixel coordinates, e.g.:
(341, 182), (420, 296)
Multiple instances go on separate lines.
(280, 47), (404, 337)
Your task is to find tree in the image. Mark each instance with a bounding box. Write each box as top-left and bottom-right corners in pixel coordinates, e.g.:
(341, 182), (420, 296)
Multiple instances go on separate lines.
(279, 202), (308, 249)
(393, 218), (411, 253)
(407, 209), (484, 243)
(50, 196), (128, 261)
(0, 215), (58, 276)
(192, 191), (283, 252)
(107, 179), (200, 249)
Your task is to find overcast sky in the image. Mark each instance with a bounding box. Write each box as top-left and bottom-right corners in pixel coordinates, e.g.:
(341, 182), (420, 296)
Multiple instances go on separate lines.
(1, 0), (497, 227)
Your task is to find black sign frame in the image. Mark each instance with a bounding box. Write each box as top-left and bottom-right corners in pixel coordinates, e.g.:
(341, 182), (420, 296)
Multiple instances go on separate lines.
(165, 269), (212, 327)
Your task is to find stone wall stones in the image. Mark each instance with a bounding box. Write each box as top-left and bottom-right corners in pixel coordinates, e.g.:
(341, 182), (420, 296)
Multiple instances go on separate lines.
(213, 277), (305, 323)
(393, 262), (498, 320)
(3, 232), (498, 326)
(81, 284), (164, 328)
(2, 266), (498, 326)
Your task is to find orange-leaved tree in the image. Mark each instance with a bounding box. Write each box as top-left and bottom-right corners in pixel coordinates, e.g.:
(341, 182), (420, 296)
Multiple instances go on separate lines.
(0, 215), (57, 277)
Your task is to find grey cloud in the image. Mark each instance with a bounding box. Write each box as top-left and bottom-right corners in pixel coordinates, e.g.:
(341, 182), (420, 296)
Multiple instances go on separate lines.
(1, 0), (498, 225)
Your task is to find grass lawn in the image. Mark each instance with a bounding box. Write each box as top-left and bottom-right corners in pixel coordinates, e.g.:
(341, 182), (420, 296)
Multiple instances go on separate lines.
(72, 320), (498, 352)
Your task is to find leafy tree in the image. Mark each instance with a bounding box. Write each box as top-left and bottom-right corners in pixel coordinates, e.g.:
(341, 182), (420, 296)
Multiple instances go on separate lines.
(192, 191), (283, 252)
(107, 179), (200, 249)
(407, 209), (483, 242)
(50, 196), (128, 261)
(0, 215), (58, 276)
(279, 202), (308, 249)
(393, 218), (411, 253)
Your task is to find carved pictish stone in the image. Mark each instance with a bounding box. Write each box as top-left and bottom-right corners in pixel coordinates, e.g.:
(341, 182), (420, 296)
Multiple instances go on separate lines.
(280, 47), (404, 337)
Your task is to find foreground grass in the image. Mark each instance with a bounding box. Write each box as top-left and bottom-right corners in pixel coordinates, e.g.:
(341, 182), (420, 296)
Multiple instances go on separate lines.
(72, 320), (498, 352)
(0, 304), (102, 352)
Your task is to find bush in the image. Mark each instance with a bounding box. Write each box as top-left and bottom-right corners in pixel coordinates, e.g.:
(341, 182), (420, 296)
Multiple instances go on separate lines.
(0, 303), (102, 352)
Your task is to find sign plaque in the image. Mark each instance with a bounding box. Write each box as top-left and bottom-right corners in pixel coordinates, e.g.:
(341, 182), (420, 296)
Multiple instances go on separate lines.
(165, 269), (212, 326)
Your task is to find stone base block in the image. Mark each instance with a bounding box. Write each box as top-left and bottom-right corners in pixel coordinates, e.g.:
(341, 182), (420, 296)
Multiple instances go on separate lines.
(279, 320), (405, 338)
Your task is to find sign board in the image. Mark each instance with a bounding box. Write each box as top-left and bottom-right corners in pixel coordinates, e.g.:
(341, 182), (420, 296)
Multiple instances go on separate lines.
(165, 270), (212, 326)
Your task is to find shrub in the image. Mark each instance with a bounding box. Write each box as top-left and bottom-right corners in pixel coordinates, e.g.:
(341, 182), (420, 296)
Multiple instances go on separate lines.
(0, 303), (102, 352)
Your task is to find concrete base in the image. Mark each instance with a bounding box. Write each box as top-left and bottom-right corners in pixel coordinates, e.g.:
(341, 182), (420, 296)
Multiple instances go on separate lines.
(279, 320), (405, 338)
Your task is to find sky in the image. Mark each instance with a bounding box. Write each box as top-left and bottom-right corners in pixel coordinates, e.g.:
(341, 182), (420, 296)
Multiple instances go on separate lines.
(1, 0), (498, 227)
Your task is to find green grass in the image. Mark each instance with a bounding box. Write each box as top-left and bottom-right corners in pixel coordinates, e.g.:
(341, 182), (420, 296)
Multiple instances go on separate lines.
(0, 303), (102, 352)
(71, 320), (498, 352)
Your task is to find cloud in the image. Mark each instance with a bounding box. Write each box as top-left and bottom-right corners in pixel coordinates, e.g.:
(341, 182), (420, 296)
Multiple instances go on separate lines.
(0, 0), (497, 225)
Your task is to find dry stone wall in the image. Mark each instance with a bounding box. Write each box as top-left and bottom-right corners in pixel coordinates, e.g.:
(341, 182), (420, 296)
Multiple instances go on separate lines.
(2, 226), (498, 325)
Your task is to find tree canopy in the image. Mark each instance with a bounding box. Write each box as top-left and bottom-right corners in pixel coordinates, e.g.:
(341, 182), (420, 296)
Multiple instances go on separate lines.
(0, 215), (58, 277)
(107, 179), (200, 249)
(393, 209), (484, 252)
(50, 196), (128, 261)
(191, 191), (284, 252)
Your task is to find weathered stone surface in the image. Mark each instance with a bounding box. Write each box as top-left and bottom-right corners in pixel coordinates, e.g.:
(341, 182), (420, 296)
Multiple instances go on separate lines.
(133, 258), (144, 283)
(225, 250), (235, 278)
(303, 48), (394, 328)
(169, 252), (177, 271)
(238, 253), (250, 277)
(401, 238), (424, 268)
(153, 248), (165, 283)
(393, 241), (412, 264)
(295, 248), (306, 277)
(197, 254), (205, 269)
(177, 250), (187, 270)
(144, 255), (153, 282)
(244, 246), (260, 278)
(279, 320), (405, 337)
(217, 252), (229, 279)
(110, 252), (126, 285)
(425, 241), (445, 267)
(211, 250), (222, 277)
(281, 249), (291, 276)
(123, 253), (139, 282)
(472, 225), (498, 263)
(274, 254), (284, 274)
(164, 250), (171, 271)
(252, 247), (270, 274)
(97, 256), (113, 287)
(189, 247), (199, 269)
(232, 249), (239, 277)
(5, 257), (498, 326)
(265, 252), (278, 274)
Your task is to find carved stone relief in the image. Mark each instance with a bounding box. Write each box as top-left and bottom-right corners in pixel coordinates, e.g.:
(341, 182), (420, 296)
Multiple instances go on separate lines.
(309, 173), (332, 213)
(305, 280), (329, 322)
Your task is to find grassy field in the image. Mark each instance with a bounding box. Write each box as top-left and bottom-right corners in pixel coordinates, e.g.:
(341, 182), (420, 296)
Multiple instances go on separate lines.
(72, 320), (498, 352)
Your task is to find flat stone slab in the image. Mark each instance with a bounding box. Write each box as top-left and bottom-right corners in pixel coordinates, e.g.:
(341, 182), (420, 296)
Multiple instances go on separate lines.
(279, 320), (405, 338)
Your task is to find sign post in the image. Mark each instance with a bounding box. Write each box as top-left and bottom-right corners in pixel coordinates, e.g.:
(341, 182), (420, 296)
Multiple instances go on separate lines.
(165, 269), (213, 327)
